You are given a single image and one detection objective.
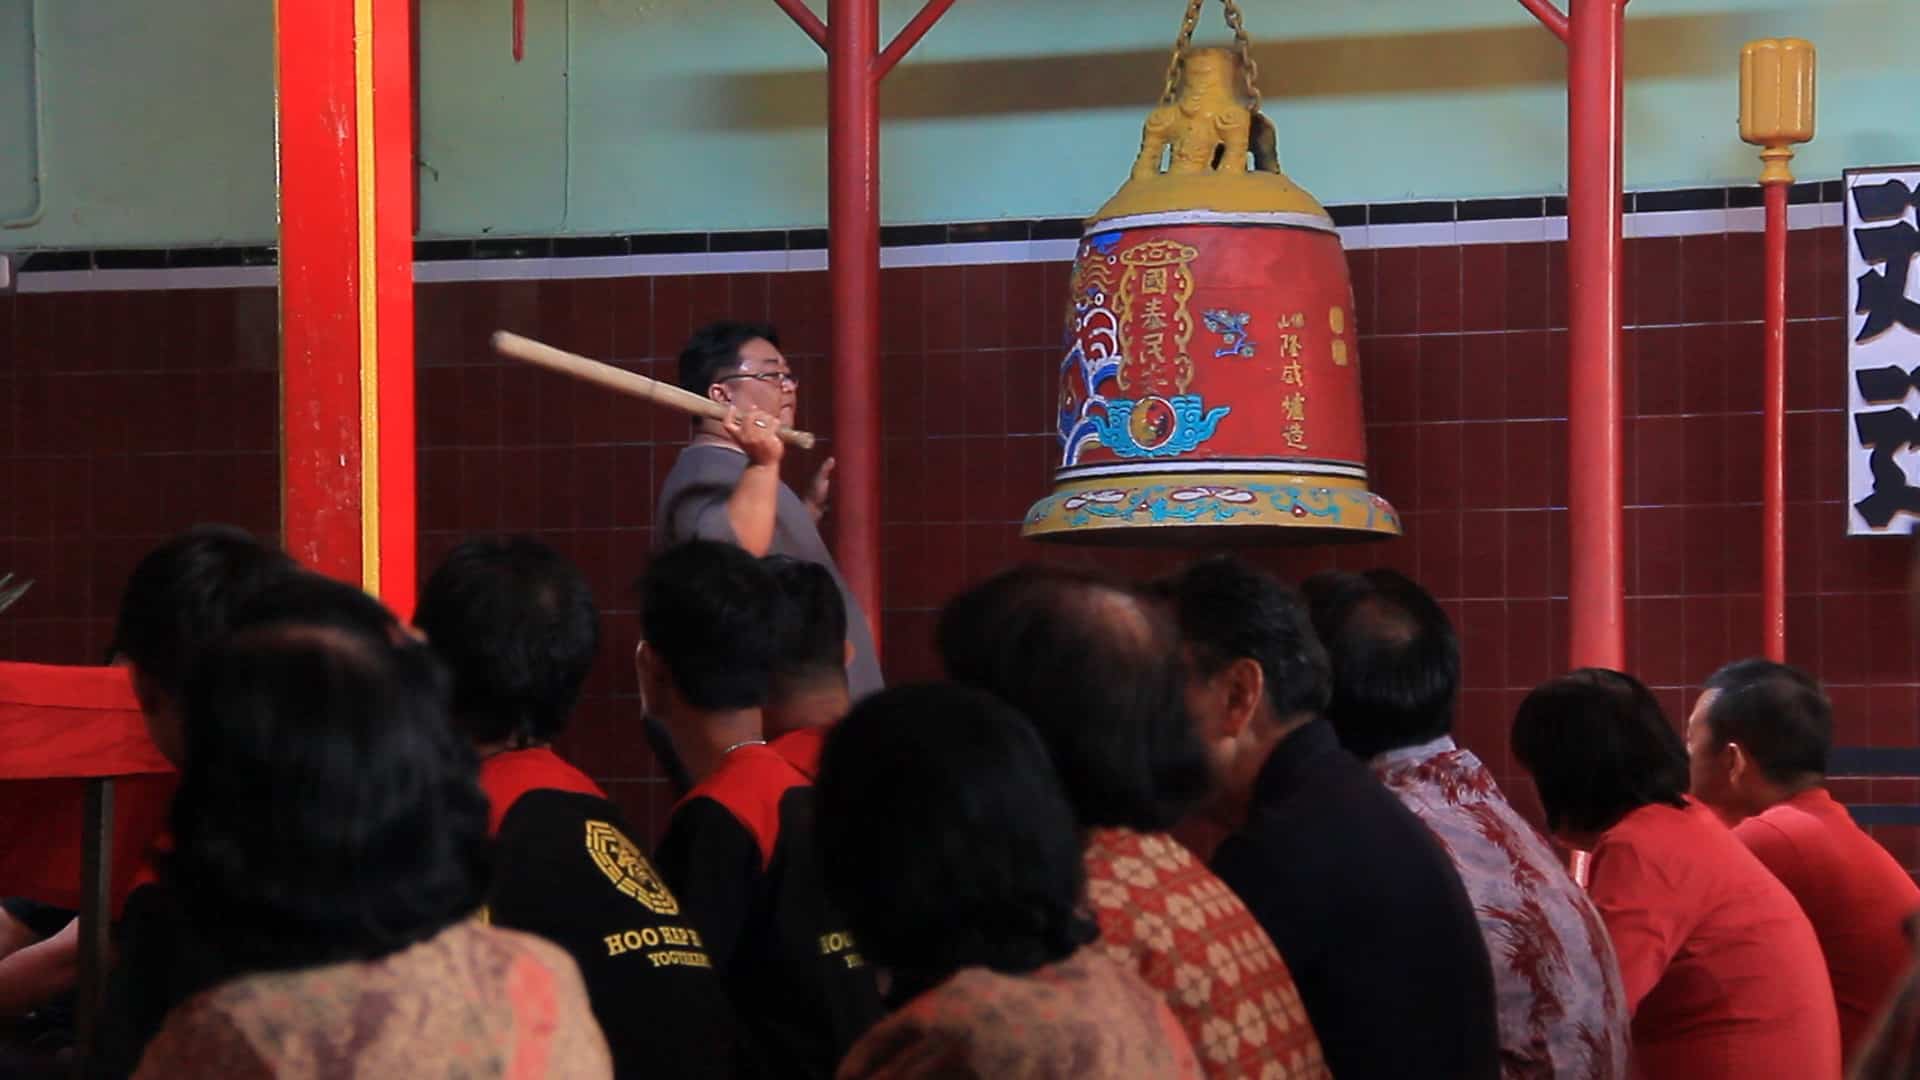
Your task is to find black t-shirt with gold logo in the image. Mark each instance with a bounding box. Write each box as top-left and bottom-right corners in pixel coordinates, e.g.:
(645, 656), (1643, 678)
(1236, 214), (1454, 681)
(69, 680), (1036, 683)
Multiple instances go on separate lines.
(653, 745), (883, 1078)
(490, 789), (755, 1078)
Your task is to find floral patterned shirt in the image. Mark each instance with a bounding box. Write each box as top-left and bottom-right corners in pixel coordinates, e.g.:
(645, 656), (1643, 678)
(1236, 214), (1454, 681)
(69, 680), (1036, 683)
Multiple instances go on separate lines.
(838, 947), (1199, 1079)
(1373, 736), (1632, 1080)
(1083, 827), (1329, 1078)
(133, 920), (611, 1079)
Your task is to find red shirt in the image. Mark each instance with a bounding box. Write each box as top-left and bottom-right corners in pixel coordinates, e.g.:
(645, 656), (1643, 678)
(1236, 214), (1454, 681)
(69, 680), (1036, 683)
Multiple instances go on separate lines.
(1588, 799), (1840, 1080)
(476, 747), (605, 836)
(1083, 827), (1327, 1078)
(769, 726), (827, 779)
(1734, 787), (1920, 1062)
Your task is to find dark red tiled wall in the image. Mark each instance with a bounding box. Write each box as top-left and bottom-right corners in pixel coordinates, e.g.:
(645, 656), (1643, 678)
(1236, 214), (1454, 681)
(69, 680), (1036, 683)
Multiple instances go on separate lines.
(0, 288), (281, 664)
(8, 225), (1918, 859)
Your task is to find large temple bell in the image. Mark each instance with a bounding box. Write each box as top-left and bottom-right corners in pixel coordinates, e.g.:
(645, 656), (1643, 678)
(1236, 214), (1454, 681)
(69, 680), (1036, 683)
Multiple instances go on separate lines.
(1022, 30), (1400, 544)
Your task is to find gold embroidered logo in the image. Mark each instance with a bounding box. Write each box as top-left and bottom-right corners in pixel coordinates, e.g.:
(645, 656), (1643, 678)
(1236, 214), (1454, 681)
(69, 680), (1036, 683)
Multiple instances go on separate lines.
(585, 820), (680, 916)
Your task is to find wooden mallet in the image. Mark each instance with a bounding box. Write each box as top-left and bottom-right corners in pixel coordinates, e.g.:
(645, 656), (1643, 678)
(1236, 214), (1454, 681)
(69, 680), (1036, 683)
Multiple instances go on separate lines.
(490, 331), (818, 450)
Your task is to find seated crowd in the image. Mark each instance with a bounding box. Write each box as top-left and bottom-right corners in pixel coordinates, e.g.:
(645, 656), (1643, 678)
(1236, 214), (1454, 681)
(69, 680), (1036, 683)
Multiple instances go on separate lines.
(3, 524), (1920, 1079)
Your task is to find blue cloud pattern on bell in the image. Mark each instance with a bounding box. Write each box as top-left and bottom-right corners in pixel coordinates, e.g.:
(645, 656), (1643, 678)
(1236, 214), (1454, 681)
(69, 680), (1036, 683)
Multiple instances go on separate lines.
(1090, 395), (1231, 458)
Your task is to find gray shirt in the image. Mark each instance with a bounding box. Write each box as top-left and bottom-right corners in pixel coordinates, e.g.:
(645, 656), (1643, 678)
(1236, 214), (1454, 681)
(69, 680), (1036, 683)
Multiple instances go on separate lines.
(655, 443), (883, 699)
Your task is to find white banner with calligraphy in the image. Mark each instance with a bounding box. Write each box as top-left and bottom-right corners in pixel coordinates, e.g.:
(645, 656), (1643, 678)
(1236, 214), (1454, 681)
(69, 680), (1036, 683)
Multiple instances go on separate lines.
(1847, 165), (1920, 535)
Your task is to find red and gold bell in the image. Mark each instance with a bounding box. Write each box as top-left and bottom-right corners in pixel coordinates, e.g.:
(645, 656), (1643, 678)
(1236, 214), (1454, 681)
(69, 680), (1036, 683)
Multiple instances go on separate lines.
(1023, 47), (1399, 543)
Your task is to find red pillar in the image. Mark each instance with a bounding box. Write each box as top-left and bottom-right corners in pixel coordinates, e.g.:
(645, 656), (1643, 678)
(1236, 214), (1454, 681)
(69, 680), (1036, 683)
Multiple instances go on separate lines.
(1761, 182), (1788, 659)
(277, 0), (418, 618)
(1526, 0), (1629, 671)
(827, 0), (882, 646)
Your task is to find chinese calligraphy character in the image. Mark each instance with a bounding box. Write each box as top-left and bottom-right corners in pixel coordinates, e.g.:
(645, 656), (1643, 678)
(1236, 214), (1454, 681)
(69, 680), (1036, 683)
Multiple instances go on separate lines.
(1855, 363), (1920, 404)
(1278, 334), (1302, 358)
(1282, 392), (1307, 422)
(1283, 422), (1308, 451)
(1854, 405), (1920, 527)
(1281, 359), (1305, 386)
(1143, 331), (1167, 361)
(1142, 267), (1169, 295)
(1142, 298), (1170, 330)
(1852, 178), (1920, 343)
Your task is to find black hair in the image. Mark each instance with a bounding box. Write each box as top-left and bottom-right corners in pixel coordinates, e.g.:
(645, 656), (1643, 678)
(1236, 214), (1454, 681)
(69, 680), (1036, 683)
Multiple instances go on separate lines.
(936, 565), (1209, 831)
(109, 526), (298, 695)
(1701, 658), (1833, 784)
(168, 618), (489, 975)
(815, 682), (1096, 1006)
(227, 571), (406, 642)
(678, 321), (780, 396)
(414, 536), (600, 747)
(1511, 668), (1690, 836)
(636, 541), (777, 711)
(1158, 556), (1332, 721)
(763, 555), (848, 696)
(1301, 568), (1461, 759)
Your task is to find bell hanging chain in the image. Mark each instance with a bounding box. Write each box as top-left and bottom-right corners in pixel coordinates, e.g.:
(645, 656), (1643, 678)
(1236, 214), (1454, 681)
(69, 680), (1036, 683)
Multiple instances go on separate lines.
(1160, 0), (1264, 114)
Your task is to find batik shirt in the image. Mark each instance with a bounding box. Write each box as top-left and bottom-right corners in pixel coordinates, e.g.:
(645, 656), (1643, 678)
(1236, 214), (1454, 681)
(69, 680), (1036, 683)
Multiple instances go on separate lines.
(1083, 827), (1328, 1078)
(1373, 736), (1631, 1080)
(133, 921), (611, 1078)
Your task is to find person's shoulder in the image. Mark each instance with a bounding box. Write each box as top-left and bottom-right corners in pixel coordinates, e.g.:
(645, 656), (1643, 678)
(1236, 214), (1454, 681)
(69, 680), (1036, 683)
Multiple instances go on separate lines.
(465, 922), (587, 981)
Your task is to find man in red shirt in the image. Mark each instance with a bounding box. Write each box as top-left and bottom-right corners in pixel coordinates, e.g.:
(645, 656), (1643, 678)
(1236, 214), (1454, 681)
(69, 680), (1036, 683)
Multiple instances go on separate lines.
(1686, 658), (1920, 1064)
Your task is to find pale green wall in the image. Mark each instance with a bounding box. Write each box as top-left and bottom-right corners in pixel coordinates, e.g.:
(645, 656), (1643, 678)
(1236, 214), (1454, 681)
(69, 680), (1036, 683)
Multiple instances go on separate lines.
(3, 0), (1916, 249)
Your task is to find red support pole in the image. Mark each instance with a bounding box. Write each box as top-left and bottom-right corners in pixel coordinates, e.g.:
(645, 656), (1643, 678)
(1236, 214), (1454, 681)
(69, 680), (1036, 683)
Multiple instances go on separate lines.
(1761, 181), (1788, 660)
(1564, 0), (1629, 671)
(828, 0), (883, 652)
(278, 0), (417, 616)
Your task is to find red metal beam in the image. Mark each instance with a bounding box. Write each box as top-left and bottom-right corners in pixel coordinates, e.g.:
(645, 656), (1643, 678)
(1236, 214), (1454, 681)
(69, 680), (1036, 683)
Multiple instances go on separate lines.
(1761, 180), (1787, 659)
(1518, 0), (1570, 44)
(774, 0), (828, 51)
(875, 0), (959, 80)
(827, 0), (883, 650)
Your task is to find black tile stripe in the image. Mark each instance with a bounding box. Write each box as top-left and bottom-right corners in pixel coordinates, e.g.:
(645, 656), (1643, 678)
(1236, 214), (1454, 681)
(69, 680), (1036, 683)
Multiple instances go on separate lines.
(552, 236), (629, 258)
(1369, 200), (1455, 225)
(710, 229), (787, 253)
(878, 224), (948, 247)
(472, 238), (551, 260)
(19, 251), (92, 272)
(93, 249), (170, 270)
(1459, 197), (1545, 221)
(1031, 218), (1085, 241)
(1788, 181), (1827, 205)
(1634, 187), (1726, 213)
(626, 233), (707, 255)
(13, 183), (1852, 271)
(416, 239), (474, 261)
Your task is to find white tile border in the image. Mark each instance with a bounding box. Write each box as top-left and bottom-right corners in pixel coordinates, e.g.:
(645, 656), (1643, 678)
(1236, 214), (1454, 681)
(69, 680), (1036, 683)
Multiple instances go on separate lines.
(12, 199), (1851, 293)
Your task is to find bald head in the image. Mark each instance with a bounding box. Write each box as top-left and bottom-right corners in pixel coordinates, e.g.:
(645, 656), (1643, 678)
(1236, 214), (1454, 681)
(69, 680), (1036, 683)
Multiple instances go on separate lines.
(936, 565), (1209, 832)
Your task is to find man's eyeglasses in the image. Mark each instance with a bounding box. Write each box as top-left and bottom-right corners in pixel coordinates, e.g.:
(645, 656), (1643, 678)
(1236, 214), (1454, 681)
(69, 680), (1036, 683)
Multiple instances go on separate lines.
(719, 371), (799, 390)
